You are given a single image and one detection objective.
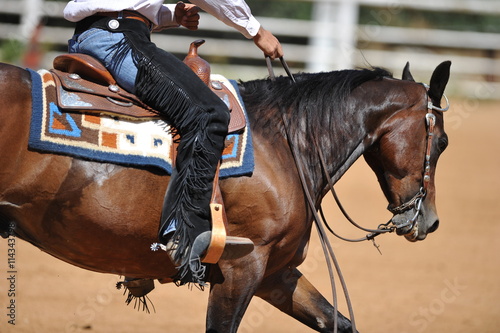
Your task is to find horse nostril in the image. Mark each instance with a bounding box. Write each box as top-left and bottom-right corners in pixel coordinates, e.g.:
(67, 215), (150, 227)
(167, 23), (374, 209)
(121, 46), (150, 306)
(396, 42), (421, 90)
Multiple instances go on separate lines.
(428, 220), (439, 233)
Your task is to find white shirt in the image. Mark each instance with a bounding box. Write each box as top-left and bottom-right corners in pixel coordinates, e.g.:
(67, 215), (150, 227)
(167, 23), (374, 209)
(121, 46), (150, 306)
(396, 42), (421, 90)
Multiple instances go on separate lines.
(63, 0), (261, 38)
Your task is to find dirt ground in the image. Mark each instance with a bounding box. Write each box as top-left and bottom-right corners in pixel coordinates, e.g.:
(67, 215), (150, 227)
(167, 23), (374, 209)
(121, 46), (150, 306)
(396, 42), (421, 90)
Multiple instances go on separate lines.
(1, 98), (499, 333)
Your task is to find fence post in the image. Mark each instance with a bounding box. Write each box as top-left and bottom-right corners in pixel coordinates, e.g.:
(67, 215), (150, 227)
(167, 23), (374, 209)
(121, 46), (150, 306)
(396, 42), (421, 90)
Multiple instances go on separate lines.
(308, 0), (359, 72)
(19, 0), (43, 42)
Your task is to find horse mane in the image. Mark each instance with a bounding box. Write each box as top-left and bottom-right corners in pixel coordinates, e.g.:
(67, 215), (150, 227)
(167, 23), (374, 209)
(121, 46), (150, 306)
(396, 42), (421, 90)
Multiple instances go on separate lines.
(239, 67), (393, 189)
(240, 67), (393, 140)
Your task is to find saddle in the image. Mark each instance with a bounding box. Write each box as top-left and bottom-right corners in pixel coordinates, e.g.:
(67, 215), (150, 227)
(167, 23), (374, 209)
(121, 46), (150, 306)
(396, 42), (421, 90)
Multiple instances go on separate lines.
(50, 39), (246, 132)
(50, 39), (243, 265)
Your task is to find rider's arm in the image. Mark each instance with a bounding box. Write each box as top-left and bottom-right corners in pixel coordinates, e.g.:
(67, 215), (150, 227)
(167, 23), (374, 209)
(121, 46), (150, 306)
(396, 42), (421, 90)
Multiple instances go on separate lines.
(189, 0), (283, 59)
(155, 4), (182, 30)
(189, 0), (260, 38)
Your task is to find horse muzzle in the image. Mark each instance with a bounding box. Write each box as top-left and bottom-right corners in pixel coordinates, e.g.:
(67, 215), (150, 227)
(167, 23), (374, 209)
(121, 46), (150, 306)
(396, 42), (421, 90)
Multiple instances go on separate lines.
(390, 210), (420, 241)
(390, 207), (439, 242)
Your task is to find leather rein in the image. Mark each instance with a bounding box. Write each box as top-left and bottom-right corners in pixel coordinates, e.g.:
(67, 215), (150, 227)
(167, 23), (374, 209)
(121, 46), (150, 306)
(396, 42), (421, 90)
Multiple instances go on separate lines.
(320, 88), (449, 242)
(267, 56), (355, 333)
(266, 57), (449, 333)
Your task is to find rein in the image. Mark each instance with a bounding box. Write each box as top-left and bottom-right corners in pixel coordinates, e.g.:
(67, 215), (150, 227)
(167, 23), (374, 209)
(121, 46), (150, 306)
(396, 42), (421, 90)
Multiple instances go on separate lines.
(316, 83), (449, 241)
(265, 58), (449, 332)
(266, 56), (356, 333)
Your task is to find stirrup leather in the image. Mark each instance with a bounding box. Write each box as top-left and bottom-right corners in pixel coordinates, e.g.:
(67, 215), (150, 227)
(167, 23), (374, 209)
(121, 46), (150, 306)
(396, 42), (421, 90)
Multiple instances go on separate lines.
(202, 165), (227, 264)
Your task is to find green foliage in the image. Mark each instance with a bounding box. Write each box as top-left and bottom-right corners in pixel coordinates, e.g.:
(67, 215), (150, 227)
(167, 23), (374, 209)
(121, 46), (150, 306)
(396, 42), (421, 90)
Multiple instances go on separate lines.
(0, 39), (24, 64)
(359, 6), (500, 33)
(245, 0), (312, 20)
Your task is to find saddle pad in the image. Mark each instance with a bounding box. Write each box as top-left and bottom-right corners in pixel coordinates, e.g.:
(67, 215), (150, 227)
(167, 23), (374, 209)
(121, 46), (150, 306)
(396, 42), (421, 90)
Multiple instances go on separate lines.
(27, 69), (254, 178)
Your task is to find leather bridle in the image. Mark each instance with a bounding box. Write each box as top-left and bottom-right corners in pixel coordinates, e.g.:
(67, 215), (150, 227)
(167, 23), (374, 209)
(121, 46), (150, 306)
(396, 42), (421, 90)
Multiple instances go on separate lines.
(265, 58), (449, 333)
(386, 85), (449, 236)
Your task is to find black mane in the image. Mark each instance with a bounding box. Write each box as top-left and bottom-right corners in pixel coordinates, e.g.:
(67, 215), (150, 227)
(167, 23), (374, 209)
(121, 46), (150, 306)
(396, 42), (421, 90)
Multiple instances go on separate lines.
(239, 67), (393, 187)
(239, 67), (393, 138)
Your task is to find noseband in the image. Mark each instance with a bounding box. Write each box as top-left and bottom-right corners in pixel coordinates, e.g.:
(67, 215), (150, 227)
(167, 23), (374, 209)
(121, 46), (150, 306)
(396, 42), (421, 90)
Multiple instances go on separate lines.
(387, 85), (449, 233)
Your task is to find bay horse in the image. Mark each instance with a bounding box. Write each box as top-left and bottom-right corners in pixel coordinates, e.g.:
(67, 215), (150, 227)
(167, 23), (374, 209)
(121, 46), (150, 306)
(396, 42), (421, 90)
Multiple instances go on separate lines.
(0, 59), (450, 332)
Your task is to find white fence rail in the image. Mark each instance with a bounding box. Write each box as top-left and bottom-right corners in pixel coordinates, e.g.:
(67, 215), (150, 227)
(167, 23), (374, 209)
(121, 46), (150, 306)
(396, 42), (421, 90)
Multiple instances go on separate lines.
(1, 0), (499, 98)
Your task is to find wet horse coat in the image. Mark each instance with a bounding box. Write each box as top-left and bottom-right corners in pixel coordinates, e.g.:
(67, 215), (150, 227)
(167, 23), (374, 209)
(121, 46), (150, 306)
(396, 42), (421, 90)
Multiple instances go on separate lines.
(0, 61), (450, 332)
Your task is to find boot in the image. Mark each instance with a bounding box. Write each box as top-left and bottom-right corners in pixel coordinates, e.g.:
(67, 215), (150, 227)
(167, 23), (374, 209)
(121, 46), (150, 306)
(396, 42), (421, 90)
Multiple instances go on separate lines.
(166, 230), (254, 265)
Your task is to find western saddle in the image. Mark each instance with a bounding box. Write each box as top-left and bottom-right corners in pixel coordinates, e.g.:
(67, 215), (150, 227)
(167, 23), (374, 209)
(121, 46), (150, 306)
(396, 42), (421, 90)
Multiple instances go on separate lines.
(50, 39), (248, 265)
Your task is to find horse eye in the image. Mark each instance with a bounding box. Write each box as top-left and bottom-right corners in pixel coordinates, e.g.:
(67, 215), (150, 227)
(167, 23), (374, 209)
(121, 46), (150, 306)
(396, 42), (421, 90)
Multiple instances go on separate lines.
(437, 137), (448, 152)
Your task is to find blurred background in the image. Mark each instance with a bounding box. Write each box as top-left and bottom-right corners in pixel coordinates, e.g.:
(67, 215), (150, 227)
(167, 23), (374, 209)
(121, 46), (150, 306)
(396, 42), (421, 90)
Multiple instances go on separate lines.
(0, 1), (499, 332)
(1, 0), (499, 98)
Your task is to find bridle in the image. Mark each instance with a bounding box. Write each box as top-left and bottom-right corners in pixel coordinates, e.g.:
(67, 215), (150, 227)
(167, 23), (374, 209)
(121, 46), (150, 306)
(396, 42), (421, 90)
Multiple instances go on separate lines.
(265, 57), (449, 333)
(385, 84), (449, 236)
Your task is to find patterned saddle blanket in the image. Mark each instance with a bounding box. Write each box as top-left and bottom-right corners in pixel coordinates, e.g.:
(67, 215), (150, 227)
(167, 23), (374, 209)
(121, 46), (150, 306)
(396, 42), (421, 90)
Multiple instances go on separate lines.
(26, 68), (254, 178)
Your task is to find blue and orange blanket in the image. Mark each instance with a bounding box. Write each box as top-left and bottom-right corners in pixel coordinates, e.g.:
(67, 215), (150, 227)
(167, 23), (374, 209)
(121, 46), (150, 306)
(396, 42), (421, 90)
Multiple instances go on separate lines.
(27, 69), (254, 178)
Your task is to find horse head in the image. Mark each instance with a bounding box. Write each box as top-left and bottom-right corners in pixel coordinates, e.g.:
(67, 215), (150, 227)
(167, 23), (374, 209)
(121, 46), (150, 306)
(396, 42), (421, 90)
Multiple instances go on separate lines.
(363, 61), (451, 241)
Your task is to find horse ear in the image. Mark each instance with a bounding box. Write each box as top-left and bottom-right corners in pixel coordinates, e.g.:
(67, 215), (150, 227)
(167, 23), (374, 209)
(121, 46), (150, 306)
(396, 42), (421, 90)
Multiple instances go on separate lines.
(402, 62), (415, 81)
(428, 61), (451, 107)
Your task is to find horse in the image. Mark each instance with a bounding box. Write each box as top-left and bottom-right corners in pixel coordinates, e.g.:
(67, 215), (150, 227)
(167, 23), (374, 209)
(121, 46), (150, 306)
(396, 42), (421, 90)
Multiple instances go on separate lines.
(0, 59), (450, 332)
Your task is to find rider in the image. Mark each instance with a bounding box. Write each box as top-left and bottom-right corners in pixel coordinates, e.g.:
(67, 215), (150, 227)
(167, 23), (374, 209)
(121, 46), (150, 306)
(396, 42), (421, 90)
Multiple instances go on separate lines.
(63, 0), (283, 285)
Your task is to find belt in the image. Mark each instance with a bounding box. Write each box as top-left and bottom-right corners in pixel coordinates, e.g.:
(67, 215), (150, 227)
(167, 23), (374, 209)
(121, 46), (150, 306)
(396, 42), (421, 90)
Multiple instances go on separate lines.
(96, 11), (153, 29)
(74, 11), (153, 35)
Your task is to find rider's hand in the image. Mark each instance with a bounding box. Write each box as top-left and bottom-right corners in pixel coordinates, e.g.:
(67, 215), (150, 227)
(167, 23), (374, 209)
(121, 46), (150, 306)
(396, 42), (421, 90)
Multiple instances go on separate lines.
(253, 26), (284, 60)
(175, 2), (200, 31)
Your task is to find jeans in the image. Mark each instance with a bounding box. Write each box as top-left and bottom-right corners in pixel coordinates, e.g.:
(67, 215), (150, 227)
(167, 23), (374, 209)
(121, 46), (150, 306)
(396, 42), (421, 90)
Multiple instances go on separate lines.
(68, 17), (231, 284)
(68, 28), (137, 93)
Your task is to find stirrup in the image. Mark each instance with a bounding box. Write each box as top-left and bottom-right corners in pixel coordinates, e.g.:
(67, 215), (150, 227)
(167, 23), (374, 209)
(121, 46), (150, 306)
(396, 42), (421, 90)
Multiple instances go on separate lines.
(165, 231), (254, 265)
(201, 201), (254, 263)
(198, 230), (254, 263)
(218, 235), (254, 260)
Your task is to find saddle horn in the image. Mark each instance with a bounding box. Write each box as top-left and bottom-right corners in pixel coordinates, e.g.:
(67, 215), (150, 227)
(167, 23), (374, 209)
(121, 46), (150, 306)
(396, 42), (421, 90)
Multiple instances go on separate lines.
(183, 39), (211, 86)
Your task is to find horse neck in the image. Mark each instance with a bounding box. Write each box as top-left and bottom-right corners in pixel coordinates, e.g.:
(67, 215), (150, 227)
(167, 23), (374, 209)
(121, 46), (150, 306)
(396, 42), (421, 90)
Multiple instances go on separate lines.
(241, 72), (402, 206)
(296, 78), (411, 203)
(302, 108), (368, 202)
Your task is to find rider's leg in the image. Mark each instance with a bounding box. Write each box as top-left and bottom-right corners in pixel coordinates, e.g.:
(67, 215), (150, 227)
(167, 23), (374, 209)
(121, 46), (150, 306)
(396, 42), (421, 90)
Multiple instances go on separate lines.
(70, 18), (252, 285)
